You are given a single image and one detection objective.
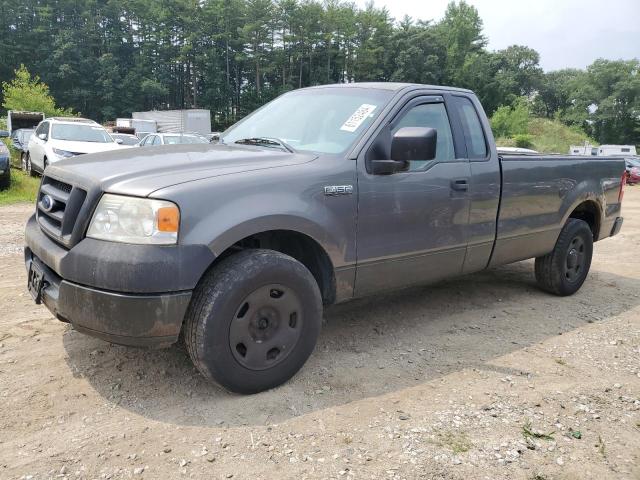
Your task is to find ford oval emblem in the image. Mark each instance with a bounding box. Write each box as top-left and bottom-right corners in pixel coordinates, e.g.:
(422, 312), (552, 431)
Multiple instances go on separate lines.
(41, 194), (56, 212)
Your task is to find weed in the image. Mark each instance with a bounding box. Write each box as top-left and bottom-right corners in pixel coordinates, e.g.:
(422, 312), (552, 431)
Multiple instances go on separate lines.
(522, 421), (555, 441)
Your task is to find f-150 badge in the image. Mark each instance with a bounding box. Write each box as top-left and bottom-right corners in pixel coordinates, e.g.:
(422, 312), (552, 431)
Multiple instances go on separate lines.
(324, 185), (354, 196)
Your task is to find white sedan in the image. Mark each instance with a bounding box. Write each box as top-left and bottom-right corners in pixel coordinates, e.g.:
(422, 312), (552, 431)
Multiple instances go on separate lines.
(137, 133), (209, 147)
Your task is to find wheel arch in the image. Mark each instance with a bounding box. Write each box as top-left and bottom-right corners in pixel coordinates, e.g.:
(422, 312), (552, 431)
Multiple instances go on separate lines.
(206, 223), (338, 306)
(566, 199), (602, 240)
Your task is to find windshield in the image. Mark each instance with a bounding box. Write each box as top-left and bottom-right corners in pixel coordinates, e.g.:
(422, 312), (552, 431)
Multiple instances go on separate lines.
(164, 135), (209, 145)
(21, 130), (35, 142)
(112, 134), (139, 145)
(222, 87), (393, 154)
(51, 124), (113, 143)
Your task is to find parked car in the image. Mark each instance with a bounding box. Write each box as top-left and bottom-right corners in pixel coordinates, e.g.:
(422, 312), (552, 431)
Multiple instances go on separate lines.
(25, 83), (625, 394)
(110, 133), (140, 146)
(625, 157), (640, 184)
(206, 132), (221, 143)
(0, 130), (10, 190)
(26, 117), (125, 176)
(137, 132), (209, 146)
(11, 128), (35, 167)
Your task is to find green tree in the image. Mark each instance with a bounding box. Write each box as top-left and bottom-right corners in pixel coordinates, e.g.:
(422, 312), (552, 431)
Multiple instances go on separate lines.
(585, 59), (640, 145)
(2, 65), (73, 116)
(436, 1), (486, 85)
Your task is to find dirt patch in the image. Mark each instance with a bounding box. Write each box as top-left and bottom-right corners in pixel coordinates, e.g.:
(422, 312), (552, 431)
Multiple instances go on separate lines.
(1, 190), (639, 479)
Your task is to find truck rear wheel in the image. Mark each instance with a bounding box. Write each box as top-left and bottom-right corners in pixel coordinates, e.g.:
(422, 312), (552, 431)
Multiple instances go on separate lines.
(183, 249), (323, 394)
(535, 218), (593, 296)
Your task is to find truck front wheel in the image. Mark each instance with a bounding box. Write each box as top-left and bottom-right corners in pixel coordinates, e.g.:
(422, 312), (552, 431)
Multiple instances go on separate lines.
(183, 249), (323, 394)
(535, 218), (593, 296)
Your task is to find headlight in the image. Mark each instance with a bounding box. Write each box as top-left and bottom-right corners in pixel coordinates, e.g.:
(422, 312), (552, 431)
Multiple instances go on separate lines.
(87, 194), (180, 245)
(53, 148), (75, 158)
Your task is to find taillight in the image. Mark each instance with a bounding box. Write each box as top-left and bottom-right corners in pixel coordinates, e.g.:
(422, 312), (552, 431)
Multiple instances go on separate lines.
(618, 170), (626, 203)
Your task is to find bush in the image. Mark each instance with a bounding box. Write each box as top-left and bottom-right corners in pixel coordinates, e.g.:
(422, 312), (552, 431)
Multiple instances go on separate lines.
(490, 98), (530, 138)
(513, 134), (534, 149)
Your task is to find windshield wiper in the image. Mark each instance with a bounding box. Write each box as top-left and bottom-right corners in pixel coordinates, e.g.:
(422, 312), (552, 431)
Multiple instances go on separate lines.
(233, 137), (295, 153)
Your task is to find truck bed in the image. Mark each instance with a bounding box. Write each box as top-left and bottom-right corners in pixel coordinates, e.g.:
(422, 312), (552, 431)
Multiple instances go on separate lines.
(492, 154), (625, 266)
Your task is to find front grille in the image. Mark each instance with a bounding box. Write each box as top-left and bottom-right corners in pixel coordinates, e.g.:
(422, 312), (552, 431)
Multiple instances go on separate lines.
(37, 176), (87, 247)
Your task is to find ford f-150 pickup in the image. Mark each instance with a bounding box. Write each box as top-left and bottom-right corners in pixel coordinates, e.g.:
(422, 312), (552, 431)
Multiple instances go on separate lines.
(24, 83), (626, 393)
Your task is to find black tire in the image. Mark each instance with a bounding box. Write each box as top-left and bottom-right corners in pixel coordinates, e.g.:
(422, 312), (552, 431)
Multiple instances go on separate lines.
(535, 218), (593, 296)
(0, 169), (10, 191)
(184, 249), (323, 394)
(25, 154), (36, 177)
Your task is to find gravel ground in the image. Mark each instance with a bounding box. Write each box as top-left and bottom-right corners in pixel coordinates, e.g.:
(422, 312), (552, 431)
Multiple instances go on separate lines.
(0, 189), (639, 480)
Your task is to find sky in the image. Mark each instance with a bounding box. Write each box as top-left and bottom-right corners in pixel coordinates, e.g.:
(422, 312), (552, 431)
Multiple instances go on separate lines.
(354, 0), (640, 71)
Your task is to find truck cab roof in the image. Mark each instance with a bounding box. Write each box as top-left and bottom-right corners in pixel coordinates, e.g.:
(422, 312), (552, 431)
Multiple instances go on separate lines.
(300, 82), (474, 94)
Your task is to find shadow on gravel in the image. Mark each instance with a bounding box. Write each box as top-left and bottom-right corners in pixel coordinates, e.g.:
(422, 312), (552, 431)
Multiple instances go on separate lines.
(62, 260), (640, 427)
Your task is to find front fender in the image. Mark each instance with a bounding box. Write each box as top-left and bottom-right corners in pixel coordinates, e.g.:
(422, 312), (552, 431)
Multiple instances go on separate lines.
(150, 156), (358, 272)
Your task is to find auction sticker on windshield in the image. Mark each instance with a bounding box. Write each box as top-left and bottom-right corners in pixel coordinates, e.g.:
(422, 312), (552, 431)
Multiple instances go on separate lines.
(340, 104), (377, 132)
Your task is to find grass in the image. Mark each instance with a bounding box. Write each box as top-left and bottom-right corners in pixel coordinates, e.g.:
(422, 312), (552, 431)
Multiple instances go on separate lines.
(522, 421), (555, 441)
(495, 117), (597, 154)
(436, 431), (472, 454)
(0, 168), (40, 205)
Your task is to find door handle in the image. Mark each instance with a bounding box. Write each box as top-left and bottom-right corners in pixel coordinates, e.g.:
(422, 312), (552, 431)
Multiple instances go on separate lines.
(450, 178), (469, 191)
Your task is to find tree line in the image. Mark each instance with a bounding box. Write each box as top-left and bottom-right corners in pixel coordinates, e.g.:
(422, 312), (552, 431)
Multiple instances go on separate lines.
(1, 0), (638, 144)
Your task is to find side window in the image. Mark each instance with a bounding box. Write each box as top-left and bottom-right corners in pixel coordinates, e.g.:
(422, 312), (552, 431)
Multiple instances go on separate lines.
(392, 102), (455, 171)
(36, 122), (48, 138)
(152, 136), (162, 145)
(453, 96), (487, 159)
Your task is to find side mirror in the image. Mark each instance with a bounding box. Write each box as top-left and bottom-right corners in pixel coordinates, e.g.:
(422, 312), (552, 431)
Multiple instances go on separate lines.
(0, 130), (8, 138)
(38, 133), (47, 141)
(115, 138), (124, 144)
(391, 127), (437, 162)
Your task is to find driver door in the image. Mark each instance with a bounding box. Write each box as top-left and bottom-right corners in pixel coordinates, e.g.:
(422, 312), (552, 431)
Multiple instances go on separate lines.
(355, 95), (471, 296)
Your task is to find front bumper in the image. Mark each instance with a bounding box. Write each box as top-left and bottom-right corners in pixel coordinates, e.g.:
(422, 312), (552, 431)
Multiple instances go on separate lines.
(24, 214), (214, 347)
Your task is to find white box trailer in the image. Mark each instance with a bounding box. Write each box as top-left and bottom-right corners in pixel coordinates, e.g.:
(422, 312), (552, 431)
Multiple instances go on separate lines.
(132, 109), (211, 135)
(569, 144), (597, 156)
(597, 145), (637, 156)
(7, 110), (45, 133)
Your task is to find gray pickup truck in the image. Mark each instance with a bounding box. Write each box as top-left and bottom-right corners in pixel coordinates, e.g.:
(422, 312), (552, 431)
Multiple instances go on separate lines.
(25, 83), (625, 393)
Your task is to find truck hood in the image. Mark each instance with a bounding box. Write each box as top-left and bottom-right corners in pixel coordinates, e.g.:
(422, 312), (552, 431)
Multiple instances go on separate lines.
(45, 144), (317, 197)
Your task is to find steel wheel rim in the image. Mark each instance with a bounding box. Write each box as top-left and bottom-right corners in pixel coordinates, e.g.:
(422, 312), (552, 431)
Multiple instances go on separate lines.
(229, 284), (303, 371)
(564, 236), (585, 282)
